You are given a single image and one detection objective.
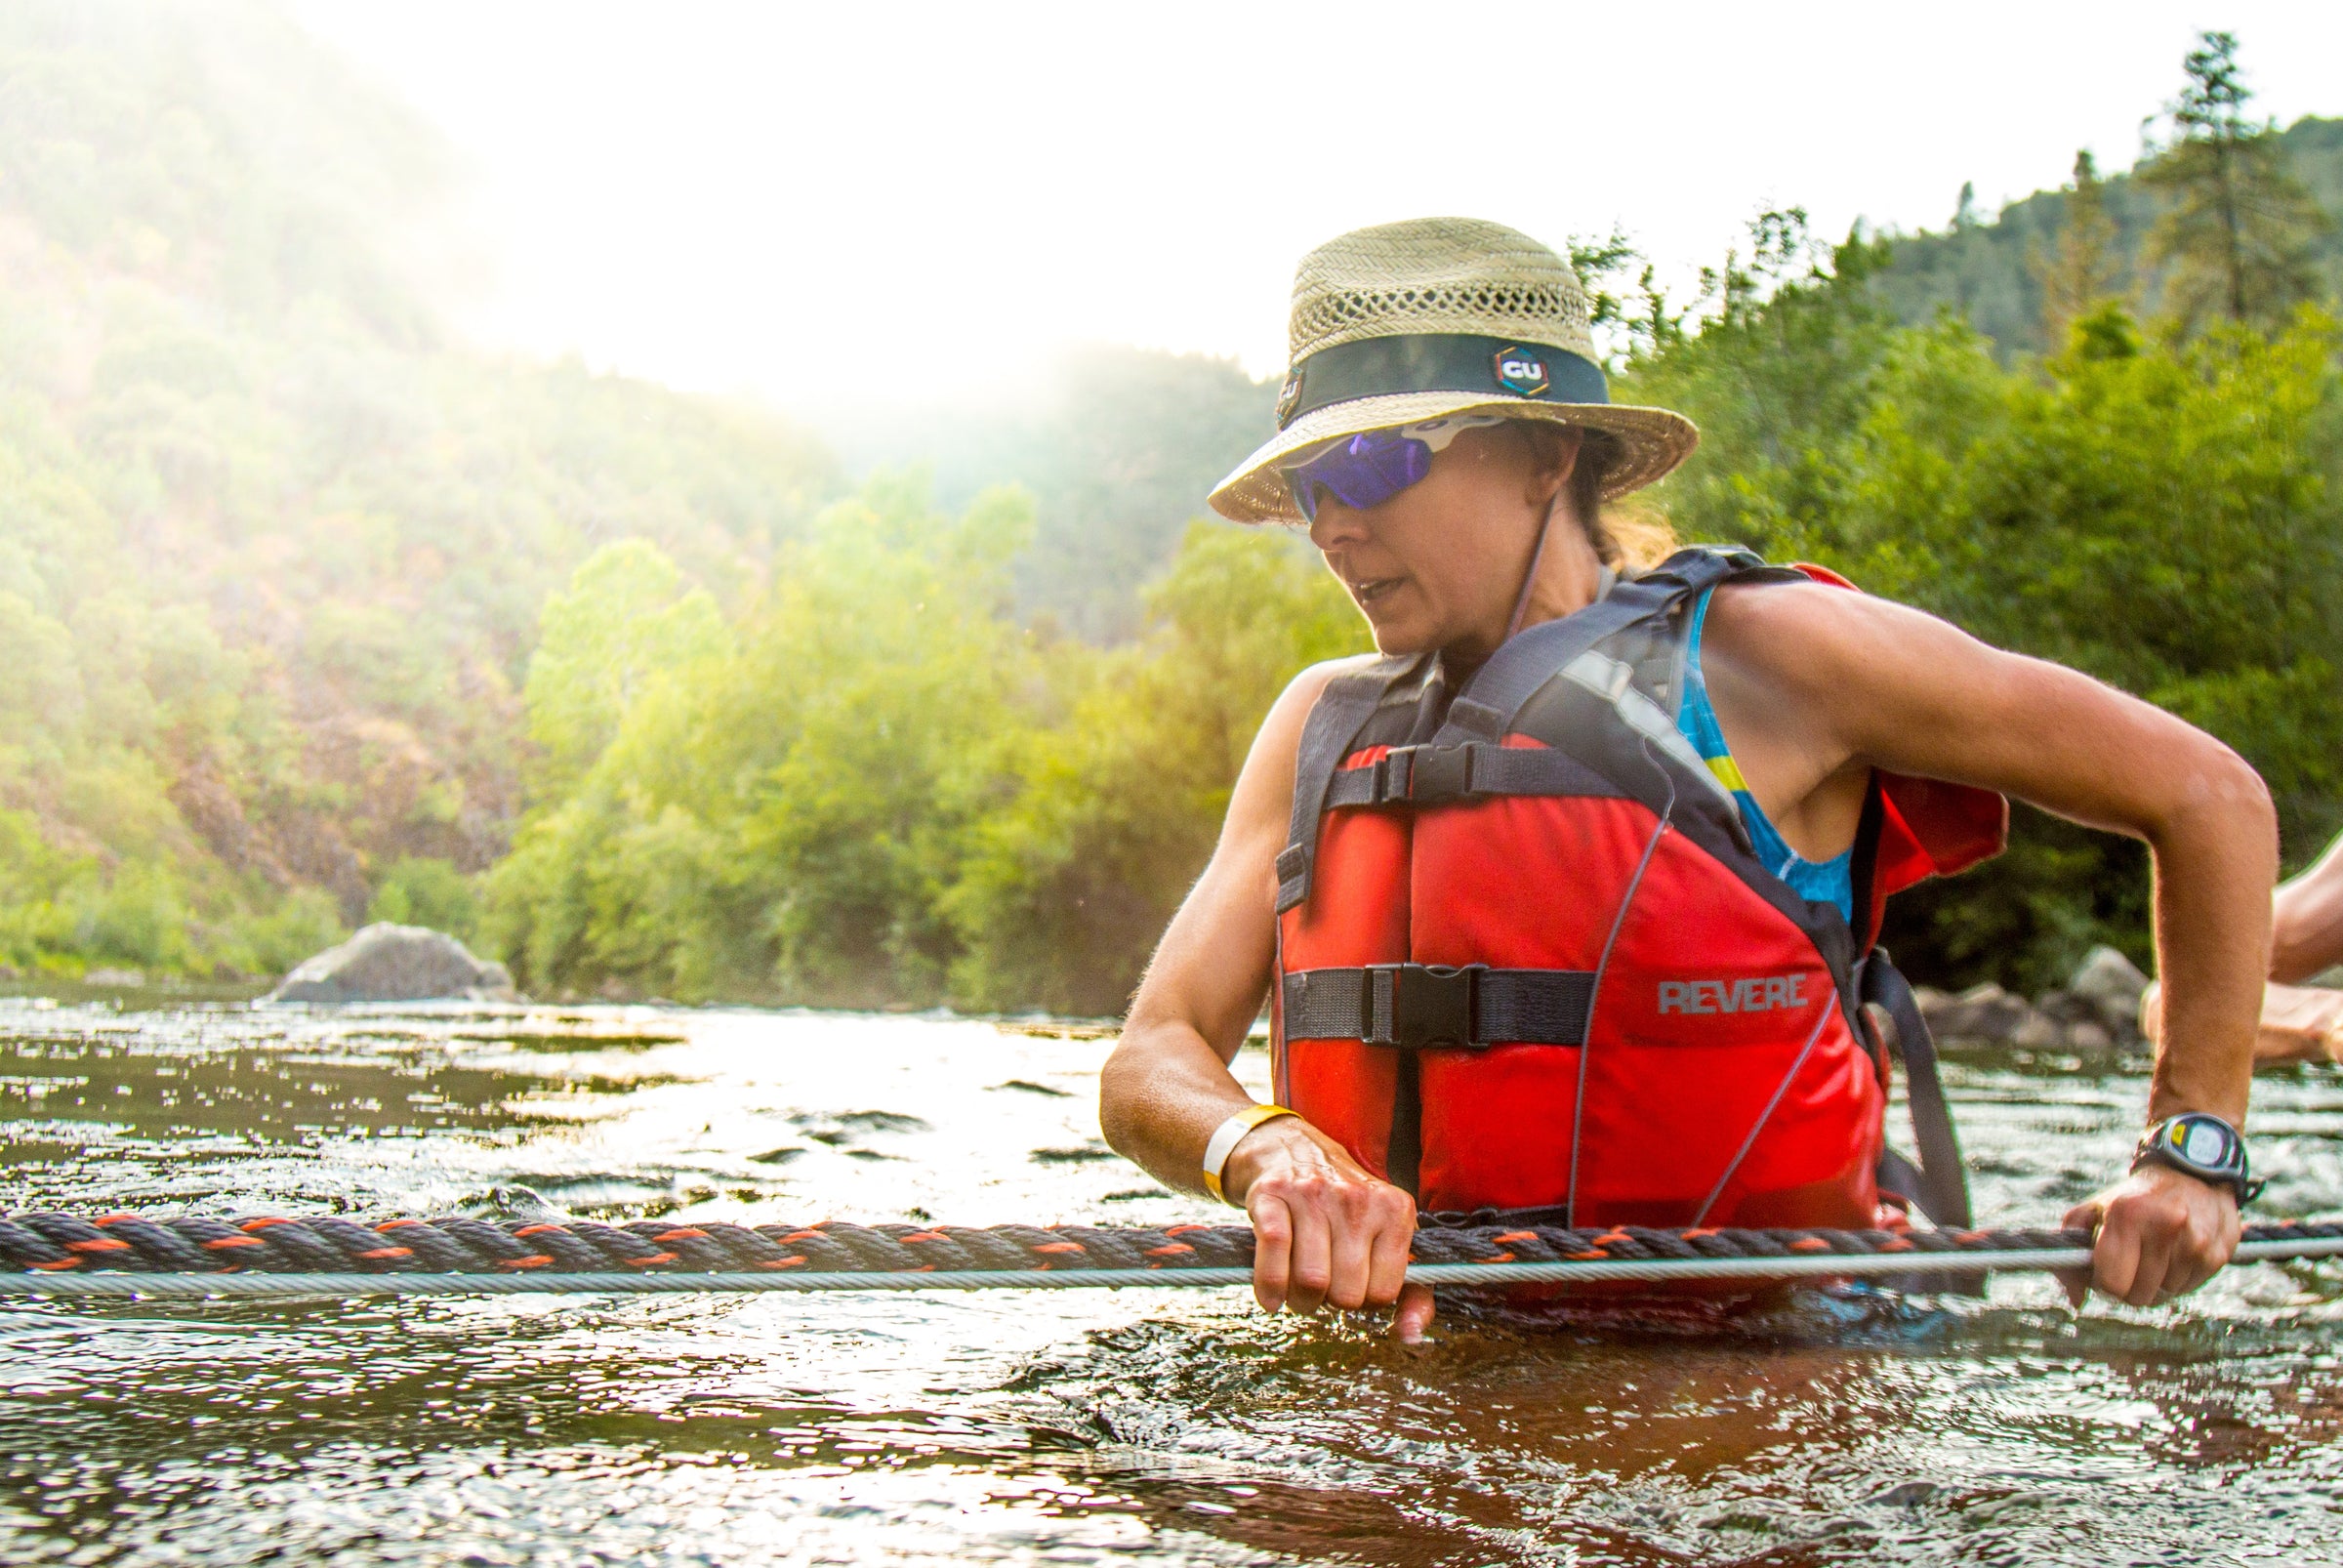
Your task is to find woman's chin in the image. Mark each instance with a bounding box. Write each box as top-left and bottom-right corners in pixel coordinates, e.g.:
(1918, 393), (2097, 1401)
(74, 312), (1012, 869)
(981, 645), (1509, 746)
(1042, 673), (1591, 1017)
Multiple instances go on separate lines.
(1365, 613), (1434, 656)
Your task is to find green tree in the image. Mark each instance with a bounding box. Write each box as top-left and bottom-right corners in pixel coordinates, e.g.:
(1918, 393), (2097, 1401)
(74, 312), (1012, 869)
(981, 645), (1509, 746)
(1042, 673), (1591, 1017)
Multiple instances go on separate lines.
(0, 2), (839, 980)
(1953, 182), (1981, 231)
(2139, 31), (2332, 335)
(1619, 210), (1901, 562)
(945, 524), (1366, 1014)
(368, 856), (480, 940)
(484, 481), (1047, 1004)
(521, 540), (732, 798)
(2031, 150), (2126, 345)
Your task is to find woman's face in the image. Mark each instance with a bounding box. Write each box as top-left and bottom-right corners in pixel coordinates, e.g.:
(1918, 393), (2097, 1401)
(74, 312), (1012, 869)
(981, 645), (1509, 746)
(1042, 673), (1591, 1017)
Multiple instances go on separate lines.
(1304, 424), (1578, 660)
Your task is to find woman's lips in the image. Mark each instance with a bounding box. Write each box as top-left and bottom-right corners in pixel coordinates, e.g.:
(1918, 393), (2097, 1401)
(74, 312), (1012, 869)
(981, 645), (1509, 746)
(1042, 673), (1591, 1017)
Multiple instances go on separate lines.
(1349, 576), (1405, 606)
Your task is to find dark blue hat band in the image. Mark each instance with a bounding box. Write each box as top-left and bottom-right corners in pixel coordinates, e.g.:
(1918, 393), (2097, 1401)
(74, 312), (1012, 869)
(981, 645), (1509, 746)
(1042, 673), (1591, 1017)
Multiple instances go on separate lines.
(1275, 333), (1609, 430)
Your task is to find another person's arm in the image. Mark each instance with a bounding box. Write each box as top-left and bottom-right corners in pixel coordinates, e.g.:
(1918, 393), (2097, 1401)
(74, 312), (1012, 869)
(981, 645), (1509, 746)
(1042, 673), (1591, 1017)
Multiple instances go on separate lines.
(2273, 833), (2343, 983)
(2234, 982), (2343, 1065)
(1099, 660), (1430, 1340)
(2143, 831), (2343, 1063)
(1707, 584), (2276, 1308)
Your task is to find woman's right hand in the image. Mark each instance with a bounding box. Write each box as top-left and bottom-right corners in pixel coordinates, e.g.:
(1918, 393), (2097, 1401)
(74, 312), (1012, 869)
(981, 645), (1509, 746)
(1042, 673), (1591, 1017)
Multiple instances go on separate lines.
(1223, 1115), (1434, 1341)
(1094, 660), (1435, 1341)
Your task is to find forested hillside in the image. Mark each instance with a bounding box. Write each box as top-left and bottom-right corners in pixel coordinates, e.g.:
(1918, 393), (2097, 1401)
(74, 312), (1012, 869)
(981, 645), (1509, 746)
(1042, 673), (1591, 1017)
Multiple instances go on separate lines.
(817, 348), (1281, 642)
(1875, 115), (2342, 356)
(2, 12), (2335, 1012)
(0, 2), (833, 977)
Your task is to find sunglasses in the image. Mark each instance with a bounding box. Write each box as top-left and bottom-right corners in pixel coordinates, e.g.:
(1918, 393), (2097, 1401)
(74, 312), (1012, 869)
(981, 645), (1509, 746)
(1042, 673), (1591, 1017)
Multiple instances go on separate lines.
(1279, 418), (1502, 522)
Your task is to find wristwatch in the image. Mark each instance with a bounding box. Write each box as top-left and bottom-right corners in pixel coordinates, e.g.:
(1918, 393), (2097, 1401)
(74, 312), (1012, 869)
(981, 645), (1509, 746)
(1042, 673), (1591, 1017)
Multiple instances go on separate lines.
(2131, 1112), (2264, 1204)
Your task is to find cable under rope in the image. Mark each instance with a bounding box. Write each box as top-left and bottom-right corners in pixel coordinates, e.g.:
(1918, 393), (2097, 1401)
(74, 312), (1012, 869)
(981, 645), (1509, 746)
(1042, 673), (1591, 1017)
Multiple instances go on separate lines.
(2, 1212), (2341, 1297)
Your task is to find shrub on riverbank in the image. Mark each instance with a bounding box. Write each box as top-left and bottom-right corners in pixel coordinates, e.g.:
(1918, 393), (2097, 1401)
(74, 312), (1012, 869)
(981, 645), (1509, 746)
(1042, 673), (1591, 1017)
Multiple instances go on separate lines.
(479, 486), (1366, 1012)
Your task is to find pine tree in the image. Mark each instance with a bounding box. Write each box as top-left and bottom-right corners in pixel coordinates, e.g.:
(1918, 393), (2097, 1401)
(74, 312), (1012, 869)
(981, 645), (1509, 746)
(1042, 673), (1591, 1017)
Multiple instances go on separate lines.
(2138, 31), (2331, 335)
(2031, 150), (2126, 347)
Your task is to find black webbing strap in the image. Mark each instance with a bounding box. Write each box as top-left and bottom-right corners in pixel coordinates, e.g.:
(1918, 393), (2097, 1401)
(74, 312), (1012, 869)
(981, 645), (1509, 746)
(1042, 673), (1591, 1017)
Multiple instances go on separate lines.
(1862, 950), (1973, 1229)
(1283, 965), (1597, 1050)
(1431, 550), (1759, 745)
(1321, 742), (1628, 809)
(1275, 659), (1419, 914)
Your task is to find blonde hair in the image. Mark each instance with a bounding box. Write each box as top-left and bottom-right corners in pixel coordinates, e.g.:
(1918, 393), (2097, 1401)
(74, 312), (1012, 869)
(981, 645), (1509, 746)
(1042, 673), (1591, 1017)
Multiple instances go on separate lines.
(1603, 501), (1681, 571)
(1516, 424), (1678, 570)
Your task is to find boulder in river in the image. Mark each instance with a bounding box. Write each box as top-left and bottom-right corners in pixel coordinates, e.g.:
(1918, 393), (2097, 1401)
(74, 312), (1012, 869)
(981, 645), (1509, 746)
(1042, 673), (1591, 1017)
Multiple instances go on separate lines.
(267, 922), (514, 1005)
(1910, 947), (2152, 1062)
(2067, 944), (2151, 1032)
(1916, 982), (2037, 1046)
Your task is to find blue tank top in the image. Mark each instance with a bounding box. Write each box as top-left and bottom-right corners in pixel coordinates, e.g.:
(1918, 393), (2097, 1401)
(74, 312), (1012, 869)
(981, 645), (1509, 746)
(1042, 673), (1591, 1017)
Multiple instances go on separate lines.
(1673, 586), (1856, 919)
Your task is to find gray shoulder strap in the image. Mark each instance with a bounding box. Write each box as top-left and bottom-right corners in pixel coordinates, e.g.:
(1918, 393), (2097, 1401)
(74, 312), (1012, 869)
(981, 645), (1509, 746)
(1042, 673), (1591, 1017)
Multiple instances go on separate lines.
(1274, 657), (1422, 914)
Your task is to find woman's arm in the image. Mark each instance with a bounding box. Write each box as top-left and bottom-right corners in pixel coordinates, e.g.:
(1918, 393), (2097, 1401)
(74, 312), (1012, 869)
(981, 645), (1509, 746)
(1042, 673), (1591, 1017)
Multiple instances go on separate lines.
(1706, 582), (2276, 1308)
(1098, 658), (1429, 1339)
(2273, 833), (2343, 983)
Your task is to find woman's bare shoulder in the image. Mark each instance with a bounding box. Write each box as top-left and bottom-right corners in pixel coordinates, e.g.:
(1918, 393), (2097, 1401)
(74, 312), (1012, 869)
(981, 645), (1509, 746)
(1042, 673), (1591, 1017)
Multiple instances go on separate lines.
(1281, 651), (1388, 706)
(1227, 654), (1389, 823)
(1702, 576), (1959, 683)
(1253, 654), (1384, 758)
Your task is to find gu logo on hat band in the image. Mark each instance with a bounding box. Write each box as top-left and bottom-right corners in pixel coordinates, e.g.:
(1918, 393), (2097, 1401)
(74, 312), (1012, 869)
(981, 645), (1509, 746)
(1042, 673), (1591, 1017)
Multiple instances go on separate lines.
(1493, 346), (1550, 397)
(1273, 332), (1609, 431)
(1275, 370), (1304, 424)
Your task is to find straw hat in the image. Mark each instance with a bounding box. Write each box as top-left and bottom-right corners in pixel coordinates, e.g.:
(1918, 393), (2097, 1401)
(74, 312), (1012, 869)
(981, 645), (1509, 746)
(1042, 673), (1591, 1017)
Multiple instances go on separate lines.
(1209, 218), (1700, 524)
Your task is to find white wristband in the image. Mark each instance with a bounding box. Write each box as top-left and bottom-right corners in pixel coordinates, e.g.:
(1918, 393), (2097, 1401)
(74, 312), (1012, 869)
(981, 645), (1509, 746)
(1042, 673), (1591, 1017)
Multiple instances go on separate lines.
(1202, 1103), (1297, 1205)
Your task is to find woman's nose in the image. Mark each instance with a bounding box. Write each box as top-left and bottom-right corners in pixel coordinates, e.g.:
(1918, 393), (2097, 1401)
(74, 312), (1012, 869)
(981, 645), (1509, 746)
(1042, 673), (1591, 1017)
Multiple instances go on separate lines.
(1307, 501), (1370, 551)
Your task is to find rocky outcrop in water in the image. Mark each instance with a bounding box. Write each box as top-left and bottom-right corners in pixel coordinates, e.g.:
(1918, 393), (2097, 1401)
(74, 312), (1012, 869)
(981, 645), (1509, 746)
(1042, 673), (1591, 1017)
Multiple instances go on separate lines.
(1913, 945), (2150, 1061)
(267, 923), (515, 1005)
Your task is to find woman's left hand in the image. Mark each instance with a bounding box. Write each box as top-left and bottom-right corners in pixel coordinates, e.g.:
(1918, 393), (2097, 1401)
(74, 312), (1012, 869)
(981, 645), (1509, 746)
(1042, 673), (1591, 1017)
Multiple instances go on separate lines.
(2060, 1163), (2240, 1307)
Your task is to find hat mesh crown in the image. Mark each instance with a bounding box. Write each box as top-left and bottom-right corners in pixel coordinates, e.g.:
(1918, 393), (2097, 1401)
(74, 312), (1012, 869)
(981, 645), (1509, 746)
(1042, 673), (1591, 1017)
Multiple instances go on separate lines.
(1288, 219), (1596, 362)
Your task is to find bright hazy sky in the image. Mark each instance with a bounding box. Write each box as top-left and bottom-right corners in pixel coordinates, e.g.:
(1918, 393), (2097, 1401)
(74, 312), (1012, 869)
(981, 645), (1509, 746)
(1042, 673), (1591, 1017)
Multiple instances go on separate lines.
(292, 3), (2342, 410)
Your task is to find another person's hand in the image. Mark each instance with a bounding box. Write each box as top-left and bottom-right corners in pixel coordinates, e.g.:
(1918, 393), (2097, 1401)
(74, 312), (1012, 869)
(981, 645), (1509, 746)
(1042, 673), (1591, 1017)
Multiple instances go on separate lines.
(2060, 1162), (2240, 1307)
(1223, 1116), (1432, 1341)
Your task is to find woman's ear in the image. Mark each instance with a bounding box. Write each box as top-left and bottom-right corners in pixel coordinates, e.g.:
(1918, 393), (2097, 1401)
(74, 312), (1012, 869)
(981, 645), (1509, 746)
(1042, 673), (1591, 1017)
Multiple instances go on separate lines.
(1526, 425), (1583, 510)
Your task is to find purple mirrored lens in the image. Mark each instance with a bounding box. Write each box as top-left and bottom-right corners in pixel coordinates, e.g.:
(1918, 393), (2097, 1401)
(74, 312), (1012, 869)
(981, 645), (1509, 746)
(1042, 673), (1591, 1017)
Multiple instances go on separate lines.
(1285, 431), (1433, 520)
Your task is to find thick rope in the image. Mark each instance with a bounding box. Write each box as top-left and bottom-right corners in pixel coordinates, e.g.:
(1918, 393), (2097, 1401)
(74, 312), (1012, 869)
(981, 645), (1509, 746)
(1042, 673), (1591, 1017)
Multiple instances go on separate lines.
(1, 1212), (2339, 1296)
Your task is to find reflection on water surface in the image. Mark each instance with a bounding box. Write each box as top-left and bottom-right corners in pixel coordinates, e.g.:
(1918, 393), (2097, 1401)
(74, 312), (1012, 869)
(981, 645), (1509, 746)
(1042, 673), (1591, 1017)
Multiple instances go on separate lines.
(1, 997), (2339, 1565)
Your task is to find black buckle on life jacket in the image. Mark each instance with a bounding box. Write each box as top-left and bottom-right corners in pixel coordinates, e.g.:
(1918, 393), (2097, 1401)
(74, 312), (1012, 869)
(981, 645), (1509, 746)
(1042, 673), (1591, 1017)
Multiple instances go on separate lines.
(1377, 744), (1475, 805)
(1363, 963), (1489, 1050)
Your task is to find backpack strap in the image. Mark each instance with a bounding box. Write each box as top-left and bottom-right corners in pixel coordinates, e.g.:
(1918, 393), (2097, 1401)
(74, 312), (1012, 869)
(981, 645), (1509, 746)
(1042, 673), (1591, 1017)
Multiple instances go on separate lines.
(1275, 656), (1424, 914)
(1860, 948), (1973, 1229)
(1430, 547), (1792, 746)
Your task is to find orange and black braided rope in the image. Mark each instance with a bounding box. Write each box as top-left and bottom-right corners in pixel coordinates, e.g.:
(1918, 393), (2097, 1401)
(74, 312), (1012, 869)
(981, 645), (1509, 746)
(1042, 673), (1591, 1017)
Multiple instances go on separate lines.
(6, 1211), (2342, 1279)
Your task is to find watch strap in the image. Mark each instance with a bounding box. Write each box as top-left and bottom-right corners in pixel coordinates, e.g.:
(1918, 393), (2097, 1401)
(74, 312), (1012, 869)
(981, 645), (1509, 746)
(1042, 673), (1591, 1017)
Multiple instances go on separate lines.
(2131, 1112), (2264, 1204)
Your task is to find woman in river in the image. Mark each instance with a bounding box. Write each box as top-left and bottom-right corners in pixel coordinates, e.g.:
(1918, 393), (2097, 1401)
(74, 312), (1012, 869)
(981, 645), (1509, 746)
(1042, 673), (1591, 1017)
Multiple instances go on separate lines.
(1098, 219), (2278, 1341)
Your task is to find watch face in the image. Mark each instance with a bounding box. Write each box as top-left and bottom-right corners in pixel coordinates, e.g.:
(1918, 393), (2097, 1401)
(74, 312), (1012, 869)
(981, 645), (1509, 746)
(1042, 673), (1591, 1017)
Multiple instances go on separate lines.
(2182, 1119), (2231, 1167)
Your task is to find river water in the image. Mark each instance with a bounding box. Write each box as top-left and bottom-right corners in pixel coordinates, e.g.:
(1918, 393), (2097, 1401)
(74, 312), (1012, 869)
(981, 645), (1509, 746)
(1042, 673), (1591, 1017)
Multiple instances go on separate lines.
(1, 995), (2340, 1566)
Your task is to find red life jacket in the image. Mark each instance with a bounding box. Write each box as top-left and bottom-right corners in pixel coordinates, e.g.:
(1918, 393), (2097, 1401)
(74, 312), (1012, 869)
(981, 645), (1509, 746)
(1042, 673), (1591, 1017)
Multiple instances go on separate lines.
(1269, 548), (2006, 1230)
